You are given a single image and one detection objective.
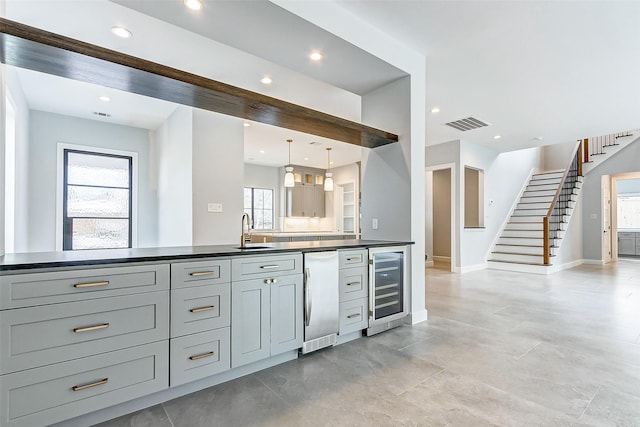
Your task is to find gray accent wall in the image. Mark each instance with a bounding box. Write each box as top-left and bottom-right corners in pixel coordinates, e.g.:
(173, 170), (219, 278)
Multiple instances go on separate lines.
(582, 140), (640, 261)
(27, 111), (158, 252)
(192, 109), (244, 245)
(361, 77), (411, 241)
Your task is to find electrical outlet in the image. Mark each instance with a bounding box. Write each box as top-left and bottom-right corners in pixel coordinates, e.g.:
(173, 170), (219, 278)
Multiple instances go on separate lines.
(372, 218), (378, 230)
(208, 203), (223, 213)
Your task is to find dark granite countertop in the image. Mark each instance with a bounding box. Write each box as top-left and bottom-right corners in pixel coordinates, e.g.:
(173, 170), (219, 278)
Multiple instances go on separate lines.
(0, 239), (412, 272)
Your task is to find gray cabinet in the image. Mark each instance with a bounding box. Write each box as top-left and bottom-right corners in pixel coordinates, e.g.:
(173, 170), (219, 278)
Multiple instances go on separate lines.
(287, 184), (325, 217)
(231, 254), (303, 368)
(338, 249), (368, 336)
(619, 232), (636, 256)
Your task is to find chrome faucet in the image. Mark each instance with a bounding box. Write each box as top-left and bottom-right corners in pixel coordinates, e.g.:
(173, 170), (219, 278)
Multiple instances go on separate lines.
(241, 213), (251, 248)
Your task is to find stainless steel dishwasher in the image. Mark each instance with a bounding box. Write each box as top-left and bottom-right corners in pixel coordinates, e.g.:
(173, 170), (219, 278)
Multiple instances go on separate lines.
(302, 251), (339, 354)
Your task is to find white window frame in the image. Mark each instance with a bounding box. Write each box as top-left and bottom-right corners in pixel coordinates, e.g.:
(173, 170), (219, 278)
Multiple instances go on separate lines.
(56, 143), (139, 250)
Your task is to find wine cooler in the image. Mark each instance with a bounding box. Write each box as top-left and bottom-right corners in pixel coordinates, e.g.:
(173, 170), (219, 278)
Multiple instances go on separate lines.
(366, 246), (408, 336)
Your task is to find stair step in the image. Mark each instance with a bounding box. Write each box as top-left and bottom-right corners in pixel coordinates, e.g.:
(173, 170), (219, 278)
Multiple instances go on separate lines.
(490, 252), (545, 263)
(519, 195), (554, 203)
(513, 208), (549, 216)
(502, 229), (543, 237)
(516, 202), (552, 210)
(495, 244), (544, 255)
(526, 183), (559, 192)
(529, 177), (562, 185)
(532, 171), (564, 179)
(497, 237), (544, 246)
(523, 189), (556, 198)
(505, 222), (543, 230)
(509, 216), (544, 223)
(487, 260), (547, 267)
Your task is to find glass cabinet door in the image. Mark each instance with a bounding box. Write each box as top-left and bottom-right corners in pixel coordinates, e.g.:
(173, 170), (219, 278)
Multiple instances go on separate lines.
(371, 250), (404, 320)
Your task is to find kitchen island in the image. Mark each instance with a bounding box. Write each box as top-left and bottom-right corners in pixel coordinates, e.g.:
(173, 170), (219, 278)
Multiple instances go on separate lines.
(0, 239), (411, 427)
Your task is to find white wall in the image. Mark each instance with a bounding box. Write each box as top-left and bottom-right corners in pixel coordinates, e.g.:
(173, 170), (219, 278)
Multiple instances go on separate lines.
(155, 106), (192, 247)
(26, 111), (157, 252)
(6, 67), (29, 253)
(192, 109), (244, 245)
(583, 140), (640, 261)
(542, 141), (578, 171)
(361, 77), (411, 241)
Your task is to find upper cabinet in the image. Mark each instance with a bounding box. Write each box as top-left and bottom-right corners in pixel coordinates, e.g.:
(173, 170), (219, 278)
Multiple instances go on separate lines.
(286, 166), (326, 218)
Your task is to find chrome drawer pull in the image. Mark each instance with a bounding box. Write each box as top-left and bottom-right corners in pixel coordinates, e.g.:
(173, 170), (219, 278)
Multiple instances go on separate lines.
(74, 281), (109, 289)
(347, 313), (361, 319)
(264, 278), (278, 284)
(190, 305), (215, 313)
(260, 264), (280, 269)
(190, 271), (215, 277)
(346, 282), (360, 286)
(72, 378), (108, 392)
(346, 257), (361, 261)
(189, 351), (215, 361)
(73, 323), (110, 333)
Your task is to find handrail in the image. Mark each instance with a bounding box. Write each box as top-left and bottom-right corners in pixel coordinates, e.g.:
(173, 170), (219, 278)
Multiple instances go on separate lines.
(543, 140), (582, 265)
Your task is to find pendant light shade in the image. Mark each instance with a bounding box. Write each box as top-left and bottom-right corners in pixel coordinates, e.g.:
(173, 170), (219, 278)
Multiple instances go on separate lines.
(284, 139), (295, 188)
(324, 147), (334, 192)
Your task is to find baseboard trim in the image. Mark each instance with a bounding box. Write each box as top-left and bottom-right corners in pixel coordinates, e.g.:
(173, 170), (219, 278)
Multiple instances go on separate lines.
(582, 259), (605, 265)
(425, 260), (435, 267)
(459, 263), (487, 274)
(546, 259), (583, 273)
(407, 308), (428, 325)
(432, 256), (451, 262)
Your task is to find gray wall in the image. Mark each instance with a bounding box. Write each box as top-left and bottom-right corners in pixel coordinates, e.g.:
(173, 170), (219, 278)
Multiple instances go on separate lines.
(433, 168), (451, 257)
(27, 110), (158, 252)
(583, 140), (640, 260)
(361, 77), (411, 240)
(542, 141), (577, 171)
(154, 106), (192, 247)
(192, 108), (244, 245)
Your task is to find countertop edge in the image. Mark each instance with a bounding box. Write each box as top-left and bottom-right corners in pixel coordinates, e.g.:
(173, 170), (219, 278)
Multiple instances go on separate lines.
(0, 240), (414, 272)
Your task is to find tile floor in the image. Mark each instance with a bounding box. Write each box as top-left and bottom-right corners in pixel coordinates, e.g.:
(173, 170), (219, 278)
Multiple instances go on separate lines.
(98, 259), (640, 426)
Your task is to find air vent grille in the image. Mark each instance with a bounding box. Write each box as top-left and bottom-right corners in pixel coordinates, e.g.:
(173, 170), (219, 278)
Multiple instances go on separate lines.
(444, 116), (490, 132)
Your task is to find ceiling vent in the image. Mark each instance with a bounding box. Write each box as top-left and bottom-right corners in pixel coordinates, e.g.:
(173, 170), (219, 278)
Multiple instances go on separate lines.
(444, 116), (490, 132)
(93, 111), (111, 118)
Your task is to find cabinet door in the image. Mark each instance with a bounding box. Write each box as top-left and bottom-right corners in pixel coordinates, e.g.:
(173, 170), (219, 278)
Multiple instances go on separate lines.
(314, 185), (325, 217)
(619, 234), (636, 255)
(290, 185), (304, 216)
(231, 279), (270, 368)
(303, 185), (316, 216)
(270, 274), (303, 356)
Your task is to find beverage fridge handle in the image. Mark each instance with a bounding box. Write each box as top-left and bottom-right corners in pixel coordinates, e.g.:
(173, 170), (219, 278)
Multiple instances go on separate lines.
(304, 267), (312, 327)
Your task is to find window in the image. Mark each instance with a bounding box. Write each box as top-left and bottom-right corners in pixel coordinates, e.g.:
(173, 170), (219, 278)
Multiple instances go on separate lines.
(244, 187), (274, 230)
(618, 194), (640, 229)
(63, 149), (133, 250)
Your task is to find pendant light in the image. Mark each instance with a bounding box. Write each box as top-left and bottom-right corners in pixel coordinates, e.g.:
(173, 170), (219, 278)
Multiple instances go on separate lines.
(284, 139), (295, 188)
(324, 147), (334, 192)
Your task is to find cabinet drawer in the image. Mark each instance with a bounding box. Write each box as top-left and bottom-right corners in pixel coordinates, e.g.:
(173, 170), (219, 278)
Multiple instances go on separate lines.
(0, 264), (169, 309)
(619, 232), (636, 239)
(339, 249), (367, 269)
(339, 267), (368, 302)
(339, 297), (369, 336)
(171, 259), (230, 289)
(0, 291), (169, 374)
(232, 253), (302, 280)
(171, 283), (230, 337)
(170, 328), (230, 387)
(0, 341), (168, 427)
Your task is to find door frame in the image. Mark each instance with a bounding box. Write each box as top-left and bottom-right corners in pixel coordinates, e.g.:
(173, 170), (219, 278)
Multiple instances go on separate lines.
(426, 163), (457, 272)
(610, 171), (640, 262)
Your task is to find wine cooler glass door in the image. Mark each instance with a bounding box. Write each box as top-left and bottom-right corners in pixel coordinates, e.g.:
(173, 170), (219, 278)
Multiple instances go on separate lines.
(369, 246), (407, 325)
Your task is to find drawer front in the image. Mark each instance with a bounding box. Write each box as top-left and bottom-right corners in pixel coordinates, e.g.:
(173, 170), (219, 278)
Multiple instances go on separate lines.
(339, 267), (368, 302)
(171, 259), (230, 289)
(171, 283), (230, 337)
(231, 253), (302, 280)
(0, 341), (168, 427)
(1, 291), (169, 374)
(0, 264), (169, 309)
(338, 249), (368, 269)
(170, 328), (230, 387)
(619, 232), (636, 239)
(339, 297), (368, 336)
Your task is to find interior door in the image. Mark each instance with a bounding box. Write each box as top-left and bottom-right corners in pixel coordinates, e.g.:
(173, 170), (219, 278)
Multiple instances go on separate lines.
(602, 176), (612, 263)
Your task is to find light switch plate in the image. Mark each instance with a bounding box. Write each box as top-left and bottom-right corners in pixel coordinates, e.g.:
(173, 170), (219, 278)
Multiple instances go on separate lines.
(372, 218), (378, 230)
(208, 203), (223, 213)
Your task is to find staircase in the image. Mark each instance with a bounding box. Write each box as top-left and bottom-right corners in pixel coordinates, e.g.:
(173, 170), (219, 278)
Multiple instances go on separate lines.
(582, 131), (639, 174)
(488, 142), (583, 271)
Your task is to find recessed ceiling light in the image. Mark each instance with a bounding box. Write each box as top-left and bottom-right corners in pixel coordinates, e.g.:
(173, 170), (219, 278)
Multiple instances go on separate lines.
(304, 157), (309, 161)
(243, 123), (251, 127)
(330, 161), (334, 165)
(309, 51), (323, 61)
(493, 135), (502, 140)
(259, 150), (265, 154)
(111, 26), (132, 39)
(532, 136), (544, 141)
(184, 0), (202, 10)
(260, 76), (272, 85)
(99, 96), (110, 102)
(431, 107), (440, 113)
